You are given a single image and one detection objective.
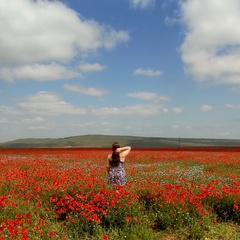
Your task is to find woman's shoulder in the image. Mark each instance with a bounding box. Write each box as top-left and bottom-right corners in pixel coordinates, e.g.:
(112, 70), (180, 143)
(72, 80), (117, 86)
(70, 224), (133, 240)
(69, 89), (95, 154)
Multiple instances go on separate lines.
(107, 153), (112, 160)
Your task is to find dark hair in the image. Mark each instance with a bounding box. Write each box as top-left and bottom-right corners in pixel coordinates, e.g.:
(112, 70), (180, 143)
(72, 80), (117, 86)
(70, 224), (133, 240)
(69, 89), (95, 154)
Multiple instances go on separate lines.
(111, 142), (120, 163)
(112, 142), (120, 151)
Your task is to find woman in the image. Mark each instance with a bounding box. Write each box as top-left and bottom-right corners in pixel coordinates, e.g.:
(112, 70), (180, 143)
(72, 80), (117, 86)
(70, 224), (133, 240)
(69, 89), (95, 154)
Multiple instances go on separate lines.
(107, 142), (131, 186)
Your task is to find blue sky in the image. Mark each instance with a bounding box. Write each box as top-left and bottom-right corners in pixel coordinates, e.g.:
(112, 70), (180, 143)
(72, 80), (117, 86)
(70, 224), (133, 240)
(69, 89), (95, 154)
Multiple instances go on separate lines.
(1, 0), (240, 142)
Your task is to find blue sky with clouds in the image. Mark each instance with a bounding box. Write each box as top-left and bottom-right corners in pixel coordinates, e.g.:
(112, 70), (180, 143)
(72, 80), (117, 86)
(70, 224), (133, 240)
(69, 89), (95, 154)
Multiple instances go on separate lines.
(1, 0), (240, 142)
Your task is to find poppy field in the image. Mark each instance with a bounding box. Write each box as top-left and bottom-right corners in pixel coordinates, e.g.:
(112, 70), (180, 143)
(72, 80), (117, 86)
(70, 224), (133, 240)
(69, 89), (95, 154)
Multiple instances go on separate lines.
(0, 147), (240, 239)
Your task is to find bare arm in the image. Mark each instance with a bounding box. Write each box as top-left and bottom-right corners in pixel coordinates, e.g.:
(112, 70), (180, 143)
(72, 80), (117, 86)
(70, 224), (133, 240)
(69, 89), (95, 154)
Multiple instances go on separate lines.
(116, 146), (131, 160)
(106, 155), (110, 173)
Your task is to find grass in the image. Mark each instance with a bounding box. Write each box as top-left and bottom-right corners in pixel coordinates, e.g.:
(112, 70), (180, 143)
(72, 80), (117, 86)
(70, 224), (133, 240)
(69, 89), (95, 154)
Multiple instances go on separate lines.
(1, 134), (240, 148)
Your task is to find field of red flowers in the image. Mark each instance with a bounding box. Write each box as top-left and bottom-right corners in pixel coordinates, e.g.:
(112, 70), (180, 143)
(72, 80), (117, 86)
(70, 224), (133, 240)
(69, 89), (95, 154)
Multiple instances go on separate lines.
(0, 147), (240, 239)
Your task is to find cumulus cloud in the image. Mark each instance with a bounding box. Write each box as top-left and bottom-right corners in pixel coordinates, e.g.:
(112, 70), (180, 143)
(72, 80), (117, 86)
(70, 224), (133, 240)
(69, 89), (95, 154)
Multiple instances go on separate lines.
(180, 0), (240, 84)
(165, 16), (179, 26)
(0, 105), (21, 115)
(200, 105), (213, 112)
(0, 118), (9, 124)
(69, 122), (98, 128)
(18, 91), (86, 115)
(68, 121), (118, 131)
(0, 63), (81, 83)
(18, 91), (167, 118)
(79, 63), (106, 73)
(21, 117), (45, 124)
(130, 0), (155, 9)
(28, 126), (50, 130)
(134, 68), (163, 77)
(17, 116), (57, 131)
(63, 84), (109, 96)
(20, 117), (56, 130)
(225, 104), (240, 109)
(171, 107), (183, 114)
(128, 92), (170, 102)
(0, 0), (129, 82)
(91, 104), (162, 116)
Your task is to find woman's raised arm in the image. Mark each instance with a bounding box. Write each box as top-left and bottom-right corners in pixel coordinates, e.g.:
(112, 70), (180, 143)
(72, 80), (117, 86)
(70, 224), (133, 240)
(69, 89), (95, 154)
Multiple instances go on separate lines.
(117, 146), (131, 159)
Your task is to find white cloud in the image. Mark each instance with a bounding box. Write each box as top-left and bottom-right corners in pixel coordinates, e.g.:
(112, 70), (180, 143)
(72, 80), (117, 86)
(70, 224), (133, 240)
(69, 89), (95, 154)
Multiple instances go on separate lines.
(128, 92), (170, 102)
(91, 104), (162, 116)
(68, 121), (118, 131)
(79, 63), (106, 73)
(23, 118), (56, 130)
(171, 107), (183, 114)
(0, 0), (129, 82)
(200, 105), (213, 112)
(165, 16), (179, 26)
(180, 0), (240, 84)
(69, 122), (98, 128)
(0, 105), (21, 115)
(134, 68), (163, 77)
(172, 124), (180, 130)
(63, 84), (109, 96)
(28, 126), (50, 130)
(130, 0), (155, 9)
(101, 29), (130, 49)
(0, 118), (9, 124)
(163, 108), (169, 113)
(0, 63), (81, 83)
(0, 0), (129, 65)
(21, 117), (45, 124)
(220, 132), (231, 137)
(18, 91), (86, 115)
(171, 125), (192, 133)
(225, 104), (240, 109)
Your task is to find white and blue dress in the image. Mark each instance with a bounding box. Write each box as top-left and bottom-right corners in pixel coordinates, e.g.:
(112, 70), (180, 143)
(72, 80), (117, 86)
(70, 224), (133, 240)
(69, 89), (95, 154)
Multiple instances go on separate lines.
(108, 156), (127, 186)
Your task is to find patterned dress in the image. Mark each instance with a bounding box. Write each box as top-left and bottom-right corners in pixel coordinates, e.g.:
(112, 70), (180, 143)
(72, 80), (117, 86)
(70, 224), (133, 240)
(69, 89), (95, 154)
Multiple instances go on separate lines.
(108, 158), (127, 186)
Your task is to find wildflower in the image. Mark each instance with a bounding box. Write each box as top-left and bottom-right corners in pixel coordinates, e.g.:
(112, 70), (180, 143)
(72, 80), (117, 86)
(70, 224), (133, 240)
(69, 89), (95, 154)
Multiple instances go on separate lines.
(21, 228), (28, 235)
(35, 203), (41, 208)
(49, 231), (55, 237)
(103, 234), (108, 240)
(15, 213), (22, 219)
(233, 203), (239, 211)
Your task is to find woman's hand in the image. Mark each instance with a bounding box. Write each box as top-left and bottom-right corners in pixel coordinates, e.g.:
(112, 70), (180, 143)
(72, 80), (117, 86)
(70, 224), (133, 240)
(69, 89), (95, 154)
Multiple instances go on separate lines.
(117, 146), (131, 152)
(116, 148), (121, 153)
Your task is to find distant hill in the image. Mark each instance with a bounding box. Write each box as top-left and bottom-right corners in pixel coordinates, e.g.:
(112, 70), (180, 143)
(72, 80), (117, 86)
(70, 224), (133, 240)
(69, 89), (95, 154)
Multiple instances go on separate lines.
(0, 134), (240, 148)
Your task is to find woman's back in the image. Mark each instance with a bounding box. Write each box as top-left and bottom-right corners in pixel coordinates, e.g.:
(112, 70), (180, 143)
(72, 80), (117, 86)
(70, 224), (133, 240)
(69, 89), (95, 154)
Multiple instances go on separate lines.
(107, 143), (131, 186)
